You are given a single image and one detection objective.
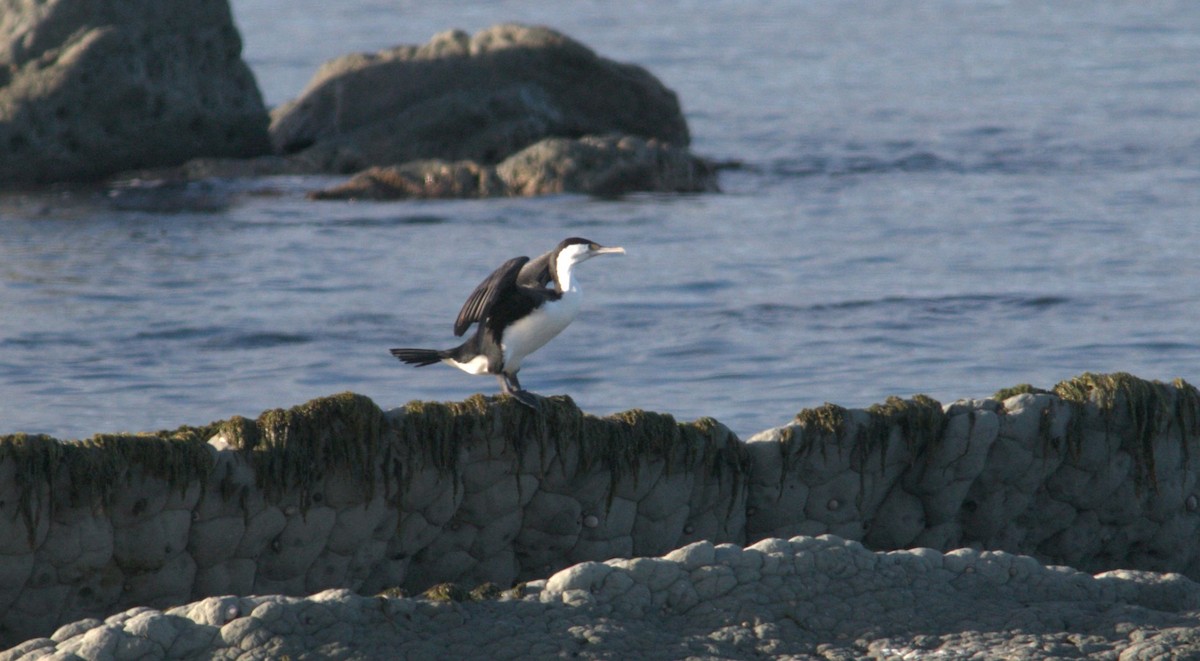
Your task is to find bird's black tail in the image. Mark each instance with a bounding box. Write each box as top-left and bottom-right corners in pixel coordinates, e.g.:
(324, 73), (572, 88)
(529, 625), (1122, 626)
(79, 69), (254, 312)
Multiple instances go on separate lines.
(390, 348), (445, 367)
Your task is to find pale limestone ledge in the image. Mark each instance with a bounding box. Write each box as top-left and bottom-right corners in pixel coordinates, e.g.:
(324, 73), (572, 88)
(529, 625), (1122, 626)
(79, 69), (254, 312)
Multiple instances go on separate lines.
(6, 536), (1200, 660)
(0, 395), (748, 648)
(1, 373), (1199, 655)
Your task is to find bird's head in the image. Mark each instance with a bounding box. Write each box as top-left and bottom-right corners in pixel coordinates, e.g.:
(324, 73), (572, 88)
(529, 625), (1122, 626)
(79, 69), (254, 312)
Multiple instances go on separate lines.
(551, 237), (625, 291)
(555, 237), (626, 266)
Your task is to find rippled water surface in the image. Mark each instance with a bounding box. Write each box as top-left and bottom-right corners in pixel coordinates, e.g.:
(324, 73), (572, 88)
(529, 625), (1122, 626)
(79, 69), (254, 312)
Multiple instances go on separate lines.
(2, 1), (1199, 440)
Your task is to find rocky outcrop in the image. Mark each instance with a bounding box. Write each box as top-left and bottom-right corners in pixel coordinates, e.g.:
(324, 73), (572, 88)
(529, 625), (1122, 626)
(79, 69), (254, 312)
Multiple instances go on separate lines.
(269, 24), (691, 174)
(308, 159), (505, 201)
(746, 374), (1200, 578)
(11, 537), (1200, 660)
(0, 14), (716, 196)
(0, 395), (747, 646)
(1, 372), (1198, 653)
(308, 134), (718, 200)
(0, 0), (271, 184)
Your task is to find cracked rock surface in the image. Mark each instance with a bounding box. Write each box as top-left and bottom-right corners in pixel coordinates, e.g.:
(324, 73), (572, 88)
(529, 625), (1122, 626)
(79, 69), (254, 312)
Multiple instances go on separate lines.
(6, 536), (1200, 660)
(2, 373), (1200, 657)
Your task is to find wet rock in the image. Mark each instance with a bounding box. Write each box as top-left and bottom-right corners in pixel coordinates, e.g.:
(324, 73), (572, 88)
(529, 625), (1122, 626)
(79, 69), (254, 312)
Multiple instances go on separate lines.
(496, 134), (717, 196)
(308, 159), (505, 200)
(0, 0), (270, 184)
(308, 134), (718, 200)
(270, 24), (690, 172)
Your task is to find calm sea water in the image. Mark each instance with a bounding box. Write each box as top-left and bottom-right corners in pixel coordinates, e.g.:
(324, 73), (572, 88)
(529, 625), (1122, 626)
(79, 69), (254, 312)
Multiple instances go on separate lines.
(2, 1), (1198, 441)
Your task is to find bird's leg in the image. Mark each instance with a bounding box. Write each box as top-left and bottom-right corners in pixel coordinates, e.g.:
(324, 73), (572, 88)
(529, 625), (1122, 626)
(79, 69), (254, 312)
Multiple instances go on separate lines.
(497, 372), (539, 411)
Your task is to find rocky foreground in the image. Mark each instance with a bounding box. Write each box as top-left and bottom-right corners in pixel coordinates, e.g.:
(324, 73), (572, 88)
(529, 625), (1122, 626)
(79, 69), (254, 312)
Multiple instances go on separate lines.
(7, 535), (1200, 660)
(1, 372), (1200, 658)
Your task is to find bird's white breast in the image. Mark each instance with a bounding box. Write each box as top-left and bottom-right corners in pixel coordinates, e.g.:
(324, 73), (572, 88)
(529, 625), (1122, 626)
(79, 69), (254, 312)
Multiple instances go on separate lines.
(500, 290), (582, 371)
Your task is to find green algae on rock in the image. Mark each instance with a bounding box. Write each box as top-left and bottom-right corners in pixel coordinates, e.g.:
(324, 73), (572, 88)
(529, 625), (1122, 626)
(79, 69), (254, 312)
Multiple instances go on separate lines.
(0, 427), (216, 545)
(420, 581), (470, 602)
(397, 394), (515, 475)
(991, 383), (1051, 402)
(987, 373), (1200, 492)
(394, 394), (748, 511)
(382, 580), (501, 603)
(1052, 372), (1200, 490)
(221, 392), (386, 507)
(781, 395), (947, 480)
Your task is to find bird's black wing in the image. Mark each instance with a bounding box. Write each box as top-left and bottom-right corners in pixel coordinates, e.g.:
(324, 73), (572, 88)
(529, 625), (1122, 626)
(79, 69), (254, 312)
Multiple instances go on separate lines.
(453, 256), (529, 337)
(516, 249), (554, 288)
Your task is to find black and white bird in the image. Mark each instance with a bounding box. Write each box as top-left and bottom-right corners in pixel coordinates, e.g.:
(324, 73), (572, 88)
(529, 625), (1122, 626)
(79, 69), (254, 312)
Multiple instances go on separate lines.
(390, 237), (626, 408)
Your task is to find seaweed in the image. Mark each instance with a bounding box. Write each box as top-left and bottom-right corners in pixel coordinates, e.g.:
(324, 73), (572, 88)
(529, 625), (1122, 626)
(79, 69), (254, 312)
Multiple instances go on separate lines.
(992, 383), (1051, 402)
(866, 394), (948, 461)
(224, 392), (385, 509)
(775, 403), (846, 497)
(394, 394), (748, 520)
(468, 582), (503, 601)
(0, 424), (217, 545)
(394, 394), (580, 501)
(420, 582), (469, 602)
(1052, 372), (1200, 491)
(777, 395), (947, 508)
(0, 434), (62, 546)
(784, 395), (946, 470)
(583, 408), (746, 515)
(397, 581), (503, 602)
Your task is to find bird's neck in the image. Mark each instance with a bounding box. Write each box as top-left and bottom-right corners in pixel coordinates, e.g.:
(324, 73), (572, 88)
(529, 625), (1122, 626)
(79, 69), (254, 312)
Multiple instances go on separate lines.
(553, 253), (579, 293)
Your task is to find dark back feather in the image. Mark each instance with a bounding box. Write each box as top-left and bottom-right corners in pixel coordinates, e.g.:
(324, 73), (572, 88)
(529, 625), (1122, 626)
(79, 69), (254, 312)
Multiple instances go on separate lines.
(453, 256), (529, 336)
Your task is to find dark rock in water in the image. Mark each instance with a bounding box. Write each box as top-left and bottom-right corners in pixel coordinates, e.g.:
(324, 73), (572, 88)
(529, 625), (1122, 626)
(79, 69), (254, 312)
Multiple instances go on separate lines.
(270, 24), (692, 173)
(497, 134), (717, 196)
(0, 0), (271, 184)
(52, 21), (717, 196)
(309, 159), (505, 200)
(309, 134), (718, 200)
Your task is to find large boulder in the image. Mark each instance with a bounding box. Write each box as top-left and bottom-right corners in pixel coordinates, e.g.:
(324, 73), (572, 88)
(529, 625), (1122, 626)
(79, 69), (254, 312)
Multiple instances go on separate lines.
(0, 0), (271, 184)
(308, 134), (718, 200)
(269, 24), (692, 174)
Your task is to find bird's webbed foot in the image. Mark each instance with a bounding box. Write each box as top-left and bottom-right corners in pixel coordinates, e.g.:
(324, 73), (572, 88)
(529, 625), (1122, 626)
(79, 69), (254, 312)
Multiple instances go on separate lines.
(510, 388), (541, 411)
(497, 373), (540, 411)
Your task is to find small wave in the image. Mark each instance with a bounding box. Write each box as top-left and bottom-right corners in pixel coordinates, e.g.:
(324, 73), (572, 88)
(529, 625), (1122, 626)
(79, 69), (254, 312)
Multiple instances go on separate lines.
(1073, 341), (1200, 354)
(329, 215), (448, 228)
(1014, 295), (1071, 309)
(758, 132), (1200, 182)
(329, 312), (395, 326)
(202, 332), (313, 350)
(810, 293), (1070, 313)
(770, 151), (962, 178)
(133, 326), (225, 341)
(106, 180), (232, 213)
(675, 279), (736, 294)
(726, 294), (1071, 324)
(0, 331), (94, 348)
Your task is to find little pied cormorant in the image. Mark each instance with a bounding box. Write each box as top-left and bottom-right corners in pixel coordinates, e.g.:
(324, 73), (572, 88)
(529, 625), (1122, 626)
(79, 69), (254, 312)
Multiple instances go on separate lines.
(391, 237), (626, 408)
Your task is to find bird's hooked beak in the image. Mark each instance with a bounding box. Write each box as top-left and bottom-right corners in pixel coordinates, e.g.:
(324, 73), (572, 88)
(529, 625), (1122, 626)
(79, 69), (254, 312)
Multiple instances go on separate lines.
(591, 244), (626, 256)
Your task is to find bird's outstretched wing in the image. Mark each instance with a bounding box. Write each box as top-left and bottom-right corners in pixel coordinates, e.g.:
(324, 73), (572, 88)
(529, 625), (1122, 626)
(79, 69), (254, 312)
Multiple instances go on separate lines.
(453, 256), (530, 337)
(516, 249), (554, 288)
